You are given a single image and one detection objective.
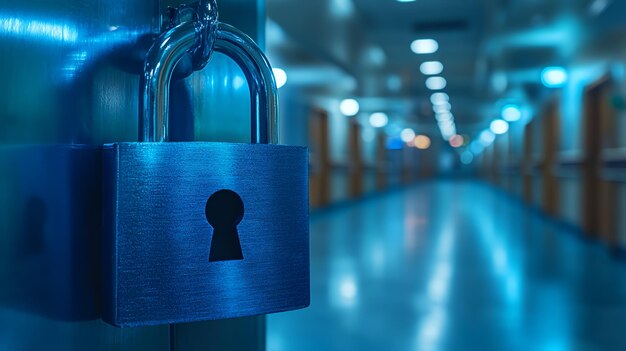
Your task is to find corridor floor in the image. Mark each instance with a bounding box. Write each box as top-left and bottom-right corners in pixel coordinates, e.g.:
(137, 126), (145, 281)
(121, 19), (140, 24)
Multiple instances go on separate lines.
(268, 181), (626, 351)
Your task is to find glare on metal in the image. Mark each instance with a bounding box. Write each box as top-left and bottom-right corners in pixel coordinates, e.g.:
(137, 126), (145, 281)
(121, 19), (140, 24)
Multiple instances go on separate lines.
(0, 16), (79, 43)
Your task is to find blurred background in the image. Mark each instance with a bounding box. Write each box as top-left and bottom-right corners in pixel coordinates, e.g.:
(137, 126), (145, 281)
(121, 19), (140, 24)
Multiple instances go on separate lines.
(2, 0), (626, 350)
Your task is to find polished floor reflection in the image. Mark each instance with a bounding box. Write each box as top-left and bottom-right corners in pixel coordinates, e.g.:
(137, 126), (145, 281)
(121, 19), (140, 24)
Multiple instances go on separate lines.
(268, 181), (626, 351)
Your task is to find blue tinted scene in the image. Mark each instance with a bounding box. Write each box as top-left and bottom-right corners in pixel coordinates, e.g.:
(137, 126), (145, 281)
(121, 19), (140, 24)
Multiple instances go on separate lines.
(1, 0), (626, 350)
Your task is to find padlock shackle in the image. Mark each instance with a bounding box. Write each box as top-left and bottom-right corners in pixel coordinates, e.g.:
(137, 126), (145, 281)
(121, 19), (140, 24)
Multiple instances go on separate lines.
(141, 18), (278, 144)
(140, 21), (202, 143)
(214, 23), (278, 144)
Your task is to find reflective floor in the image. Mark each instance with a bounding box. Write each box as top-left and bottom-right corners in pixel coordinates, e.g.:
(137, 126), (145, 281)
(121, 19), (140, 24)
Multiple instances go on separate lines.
(268, 181), (626, 351)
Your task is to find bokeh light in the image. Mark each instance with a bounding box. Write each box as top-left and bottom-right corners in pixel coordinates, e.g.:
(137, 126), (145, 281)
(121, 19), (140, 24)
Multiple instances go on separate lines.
(490, 119), (509, 135)
(411, 39), (439, 54)
(339, 99), (360, 116)
(414, 135), (432, 150)
(369, 112), (389, 128)
(273, 68), (287, 88)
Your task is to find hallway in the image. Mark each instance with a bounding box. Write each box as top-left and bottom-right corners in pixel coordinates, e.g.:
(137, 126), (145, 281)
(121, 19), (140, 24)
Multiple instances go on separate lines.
(268, 181), (626, 351)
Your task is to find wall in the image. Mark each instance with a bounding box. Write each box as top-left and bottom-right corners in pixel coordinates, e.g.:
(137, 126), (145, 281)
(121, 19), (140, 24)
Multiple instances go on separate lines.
(483, 2), (626, 251)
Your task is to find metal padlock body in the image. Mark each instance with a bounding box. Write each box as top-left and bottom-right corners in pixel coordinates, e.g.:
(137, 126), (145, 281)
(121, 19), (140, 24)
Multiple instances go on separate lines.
(102, 142), (309, 327)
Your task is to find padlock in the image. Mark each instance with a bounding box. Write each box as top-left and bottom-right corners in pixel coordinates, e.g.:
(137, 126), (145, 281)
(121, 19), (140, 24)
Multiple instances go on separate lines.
(101, 7), (310, 327)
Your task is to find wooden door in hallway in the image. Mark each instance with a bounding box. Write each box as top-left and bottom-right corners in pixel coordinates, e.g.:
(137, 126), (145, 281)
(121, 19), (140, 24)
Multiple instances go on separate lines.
(582, 76), (614, 241)
(542, 98), (560, 216)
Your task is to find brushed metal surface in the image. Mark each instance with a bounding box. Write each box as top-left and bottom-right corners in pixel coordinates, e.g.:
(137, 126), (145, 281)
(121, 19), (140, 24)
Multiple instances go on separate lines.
(102, 142), (310, 327)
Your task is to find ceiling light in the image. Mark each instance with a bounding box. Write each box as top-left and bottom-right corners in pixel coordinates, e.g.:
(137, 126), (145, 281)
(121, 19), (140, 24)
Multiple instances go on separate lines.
(449, 135), (464, 148)
(273, 68), (287, 88)
(480, 130), (496, 146)
(369, 112), (389, 128)
(541, 66), (568, 88)
(438, 120), (454, 129)
(401, 128), (416, 143)
(501, 105), (522, 122)
(440, 124), (456, 133)
(436, 112), (453, 122)
(414, 135), (431, 150)
(420, 61), (444, 75)
(433, 103), (451, 114)
(430, 92), (449, 105)
(411, 39), (439, 54)
(339, 98), (360, 116)
(426, 77), (447, 90)
(490, 119), (509, 135)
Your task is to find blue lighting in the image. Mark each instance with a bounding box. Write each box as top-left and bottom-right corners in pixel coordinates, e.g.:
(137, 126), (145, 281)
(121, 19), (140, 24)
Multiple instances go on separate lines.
(490, 119), (509, 135)
(541, 66), (568, 88)
(461, 151), (474, 165)
(480, 130), (496, 146)
(470, 142), (484, 154)
(502, 105), (522, 122)
(0, 15), (78, 43)
(386, 137), (405, 150)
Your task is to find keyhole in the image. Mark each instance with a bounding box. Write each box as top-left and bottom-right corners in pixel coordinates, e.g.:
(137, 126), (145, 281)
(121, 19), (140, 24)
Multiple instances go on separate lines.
(205, 189), (244, 262)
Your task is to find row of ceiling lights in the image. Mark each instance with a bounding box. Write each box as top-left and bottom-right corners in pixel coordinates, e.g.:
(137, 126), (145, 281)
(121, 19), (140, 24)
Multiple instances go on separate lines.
(464, 106), (519, 164)
(339, 99), (432, 150)
(465, 66), (569, 163)
(336, 38), (453, 152)
(296, 25), (566, 157)
(411, 38), (463, 149)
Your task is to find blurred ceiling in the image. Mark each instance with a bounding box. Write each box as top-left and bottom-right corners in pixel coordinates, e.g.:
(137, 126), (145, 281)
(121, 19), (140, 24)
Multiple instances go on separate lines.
(266, 0), (625, 135)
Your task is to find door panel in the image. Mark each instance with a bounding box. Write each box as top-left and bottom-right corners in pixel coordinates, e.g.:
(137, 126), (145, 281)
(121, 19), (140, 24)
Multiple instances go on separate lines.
(582, 77), (613, 239)
(542, 99), (560, 216)
(0, 314), (169, 351)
